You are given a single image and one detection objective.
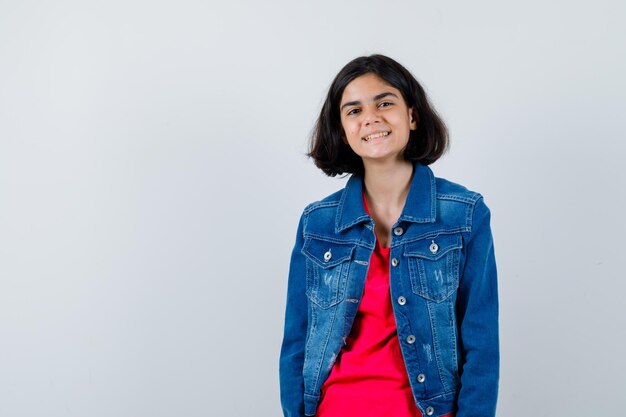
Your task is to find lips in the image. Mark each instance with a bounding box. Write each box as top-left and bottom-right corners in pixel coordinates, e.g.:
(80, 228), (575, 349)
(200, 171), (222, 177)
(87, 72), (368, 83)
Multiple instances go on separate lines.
(362, 131), (390, 141)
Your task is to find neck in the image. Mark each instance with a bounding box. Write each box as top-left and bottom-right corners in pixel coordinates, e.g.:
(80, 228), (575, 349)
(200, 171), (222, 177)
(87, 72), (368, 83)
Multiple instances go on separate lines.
(362, 159), (414, 211)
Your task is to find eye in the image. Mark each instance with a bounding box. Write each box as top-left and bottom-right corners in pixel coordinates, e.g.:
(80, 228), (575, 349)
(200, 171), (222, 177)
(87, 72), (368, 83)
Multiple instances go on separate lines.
(378, 101), (393, 108)
(346, 108), (361, 116)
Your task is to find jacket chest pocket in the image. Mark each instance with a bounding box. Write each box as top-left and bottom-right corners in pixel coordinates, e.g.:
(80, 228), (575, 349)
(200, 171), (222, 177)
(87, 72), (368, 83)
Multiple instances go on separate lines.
(404, 234), (463, 302)
(302, 237), (355, 309)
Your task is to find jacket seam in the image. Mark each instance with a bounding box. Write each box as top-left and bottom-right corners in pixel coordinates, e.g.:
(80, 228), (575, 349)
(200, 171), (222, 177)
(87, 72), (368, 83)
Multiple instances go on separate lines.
(436, 193), (481, 204)
(302, 233), (373, 248)
(426, 299), (450, 391)
(306, 305), (339, 398)
(466, 195), (484, 232)
(394, 228), (470, 247)
(304, 200), (340, 215)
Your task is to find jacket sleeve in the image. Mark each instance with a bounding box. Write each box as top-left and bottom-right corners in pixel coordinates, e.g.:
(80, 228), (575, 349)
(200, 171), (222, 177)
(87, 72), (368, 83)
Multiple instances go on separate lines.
(279, 210), (308, 417)
(455, 197), (499, 417)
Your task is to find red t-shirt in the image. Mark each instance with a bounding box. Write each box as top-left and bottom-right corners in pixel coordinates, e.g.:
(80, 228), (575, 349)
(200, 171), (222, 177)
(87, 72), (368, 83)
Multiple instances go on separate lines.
(316, 194), (453, 417)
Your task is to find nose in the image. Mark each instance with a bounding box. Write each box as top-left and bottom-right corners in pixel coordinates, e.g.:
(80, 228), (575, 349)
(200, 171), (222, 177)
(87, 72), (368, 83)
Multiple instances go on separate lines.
(362, 105), (381, 125)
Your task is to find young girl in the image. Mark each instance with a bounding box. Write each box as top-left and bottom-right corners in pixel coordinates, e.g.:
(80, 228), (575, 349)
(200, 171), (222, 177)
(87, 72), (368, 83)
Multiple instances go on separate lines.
(279, 55), (499, 417)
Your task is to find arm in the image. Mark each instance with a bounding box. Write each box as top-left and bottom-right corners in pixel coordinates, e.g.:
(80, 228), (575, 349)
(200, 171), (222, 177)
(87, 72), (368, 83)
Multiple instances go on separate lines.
(455, 197), (499, 417)
(279, 210), (308, 417)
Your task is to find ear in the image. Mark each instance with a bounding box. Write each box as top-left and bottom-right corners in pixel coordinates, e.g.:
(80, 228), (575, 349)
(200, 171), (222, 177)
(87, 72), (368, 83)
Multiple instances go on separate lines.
(409, 107), (418, 130)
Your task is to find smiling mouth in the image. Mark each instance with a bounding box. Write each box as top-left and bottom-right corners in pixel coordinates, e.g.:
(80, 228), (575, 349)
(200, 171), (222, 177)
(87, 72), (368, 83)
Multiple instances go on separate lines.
(362, 131), (390, 141)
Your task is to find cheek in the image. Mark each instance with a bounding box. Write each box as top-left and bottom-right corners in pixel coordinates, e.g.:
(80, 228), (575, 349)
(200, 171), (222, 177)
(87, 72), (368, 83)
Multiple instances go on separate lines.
(390, 113), (408, 126)
(342, 121), (359, 138)
(349, 126), (361, 137)
(395, 117), (413, 133)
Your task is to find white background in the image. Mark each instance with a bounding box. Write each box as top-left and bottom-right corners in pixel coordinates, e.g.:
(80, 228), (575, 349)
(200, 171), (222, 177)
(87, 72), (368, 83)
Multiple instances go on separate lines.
(1, 0), (625, 416)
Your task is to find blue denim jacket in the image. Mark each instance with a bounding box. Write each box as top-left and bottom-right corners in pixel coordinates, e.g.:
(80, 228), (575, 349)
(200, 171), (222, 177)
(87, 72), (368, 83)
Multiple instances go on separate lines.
(279, 162), (499, 417)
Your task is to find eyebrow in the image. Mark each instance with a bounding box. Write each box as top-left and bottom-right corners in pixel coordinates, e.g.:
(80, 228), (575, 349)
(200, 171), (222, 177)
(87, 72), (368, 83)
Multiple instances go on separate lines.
(340, 92), (399, 111)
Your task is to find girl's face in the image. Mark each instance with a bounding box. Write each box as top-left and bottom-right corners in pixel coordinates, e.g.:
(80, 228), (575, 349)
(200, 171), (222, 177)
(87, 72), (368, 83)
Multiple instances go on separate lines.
(339, 73), (417, 165)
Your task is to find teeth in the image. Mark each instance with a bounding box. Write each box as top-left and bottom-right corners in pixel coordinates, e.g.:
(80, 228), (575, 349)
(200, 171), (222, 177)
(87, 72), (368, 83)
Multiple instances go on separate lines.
(364, 131), (389, 141)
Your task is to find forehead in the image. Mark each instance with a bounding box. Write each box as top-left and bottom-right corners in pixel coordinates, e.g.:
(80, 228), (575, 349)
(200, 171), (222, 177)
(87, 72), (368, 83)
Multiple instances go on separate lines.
(340, 73), (400, 104)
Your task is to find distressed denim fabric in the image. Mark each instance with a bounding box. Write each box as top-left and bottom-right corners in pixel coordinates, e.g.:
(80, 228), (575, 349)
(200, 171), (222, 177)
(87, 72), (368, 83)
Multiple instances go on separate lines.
(279, 162), (499, 417)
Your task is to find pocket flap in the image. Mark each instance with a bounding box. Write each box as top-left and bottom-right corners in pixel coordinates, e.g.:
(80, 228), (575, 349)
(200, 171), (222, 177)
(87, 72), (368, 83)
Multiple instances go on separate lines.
(302, 238), (355, 268)
(404, 234), (463, 261)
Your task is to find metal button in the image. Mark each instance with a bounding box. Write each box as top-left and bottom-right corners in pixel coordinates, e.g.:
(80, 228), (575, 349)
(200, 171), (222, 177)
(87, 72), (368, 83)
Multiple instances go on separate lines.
(406, 335), (416, 344)
(397, 296), (406, 305)
(323, 250), (332, 262)
(391, 258), (399, 267)
(417, 373), (426, 383)
(426, 406), (434, 416)
(429, 240), (439, 254)
(393, 227), (404, 236)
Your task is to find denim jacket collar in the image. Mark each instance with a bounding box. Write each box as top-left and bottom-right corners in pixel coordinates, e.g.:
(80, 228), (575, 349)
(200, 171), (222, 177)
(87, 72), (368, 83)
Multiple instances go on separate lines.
(335, 162), (437, 233)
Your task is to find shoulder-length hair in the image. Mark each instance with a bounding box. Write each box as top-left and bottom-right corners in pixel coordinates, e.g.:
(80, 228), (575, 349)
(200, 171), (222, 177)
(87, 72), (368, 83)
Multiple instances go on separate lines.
(309, 54), (449, 177)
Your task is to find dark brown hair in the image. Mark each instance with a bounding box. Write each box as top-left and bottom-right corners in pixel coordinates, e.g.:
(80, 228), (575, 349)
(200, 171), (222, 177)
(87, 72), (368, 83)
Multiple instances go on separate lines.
(308, 54), (449, 177)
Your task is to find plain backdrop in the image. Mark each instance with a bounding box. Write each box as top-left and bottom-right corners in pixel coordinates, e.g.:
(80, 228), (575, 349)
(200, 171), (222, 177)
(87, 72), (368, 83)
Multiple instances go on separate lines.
(1, 0), (625, 416)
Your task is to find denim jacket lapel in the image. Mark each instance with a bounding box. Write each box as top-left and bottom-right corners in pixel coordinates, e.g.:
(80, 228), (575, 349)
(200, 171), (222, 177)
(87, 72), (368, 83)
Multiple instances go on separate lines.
(335, 162), (437, 233)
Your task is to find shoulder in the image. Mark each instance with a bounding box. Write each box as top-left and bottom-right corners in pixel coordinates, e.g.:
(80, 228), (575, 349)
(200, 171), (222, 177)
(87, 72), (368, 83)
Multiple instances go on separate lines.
(297, 177), (367, 239)
(303, 182), (345, 216)
(431, 173), (491, 233)
(435, 175), (483, 205)
(302, 188), (344, 215)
